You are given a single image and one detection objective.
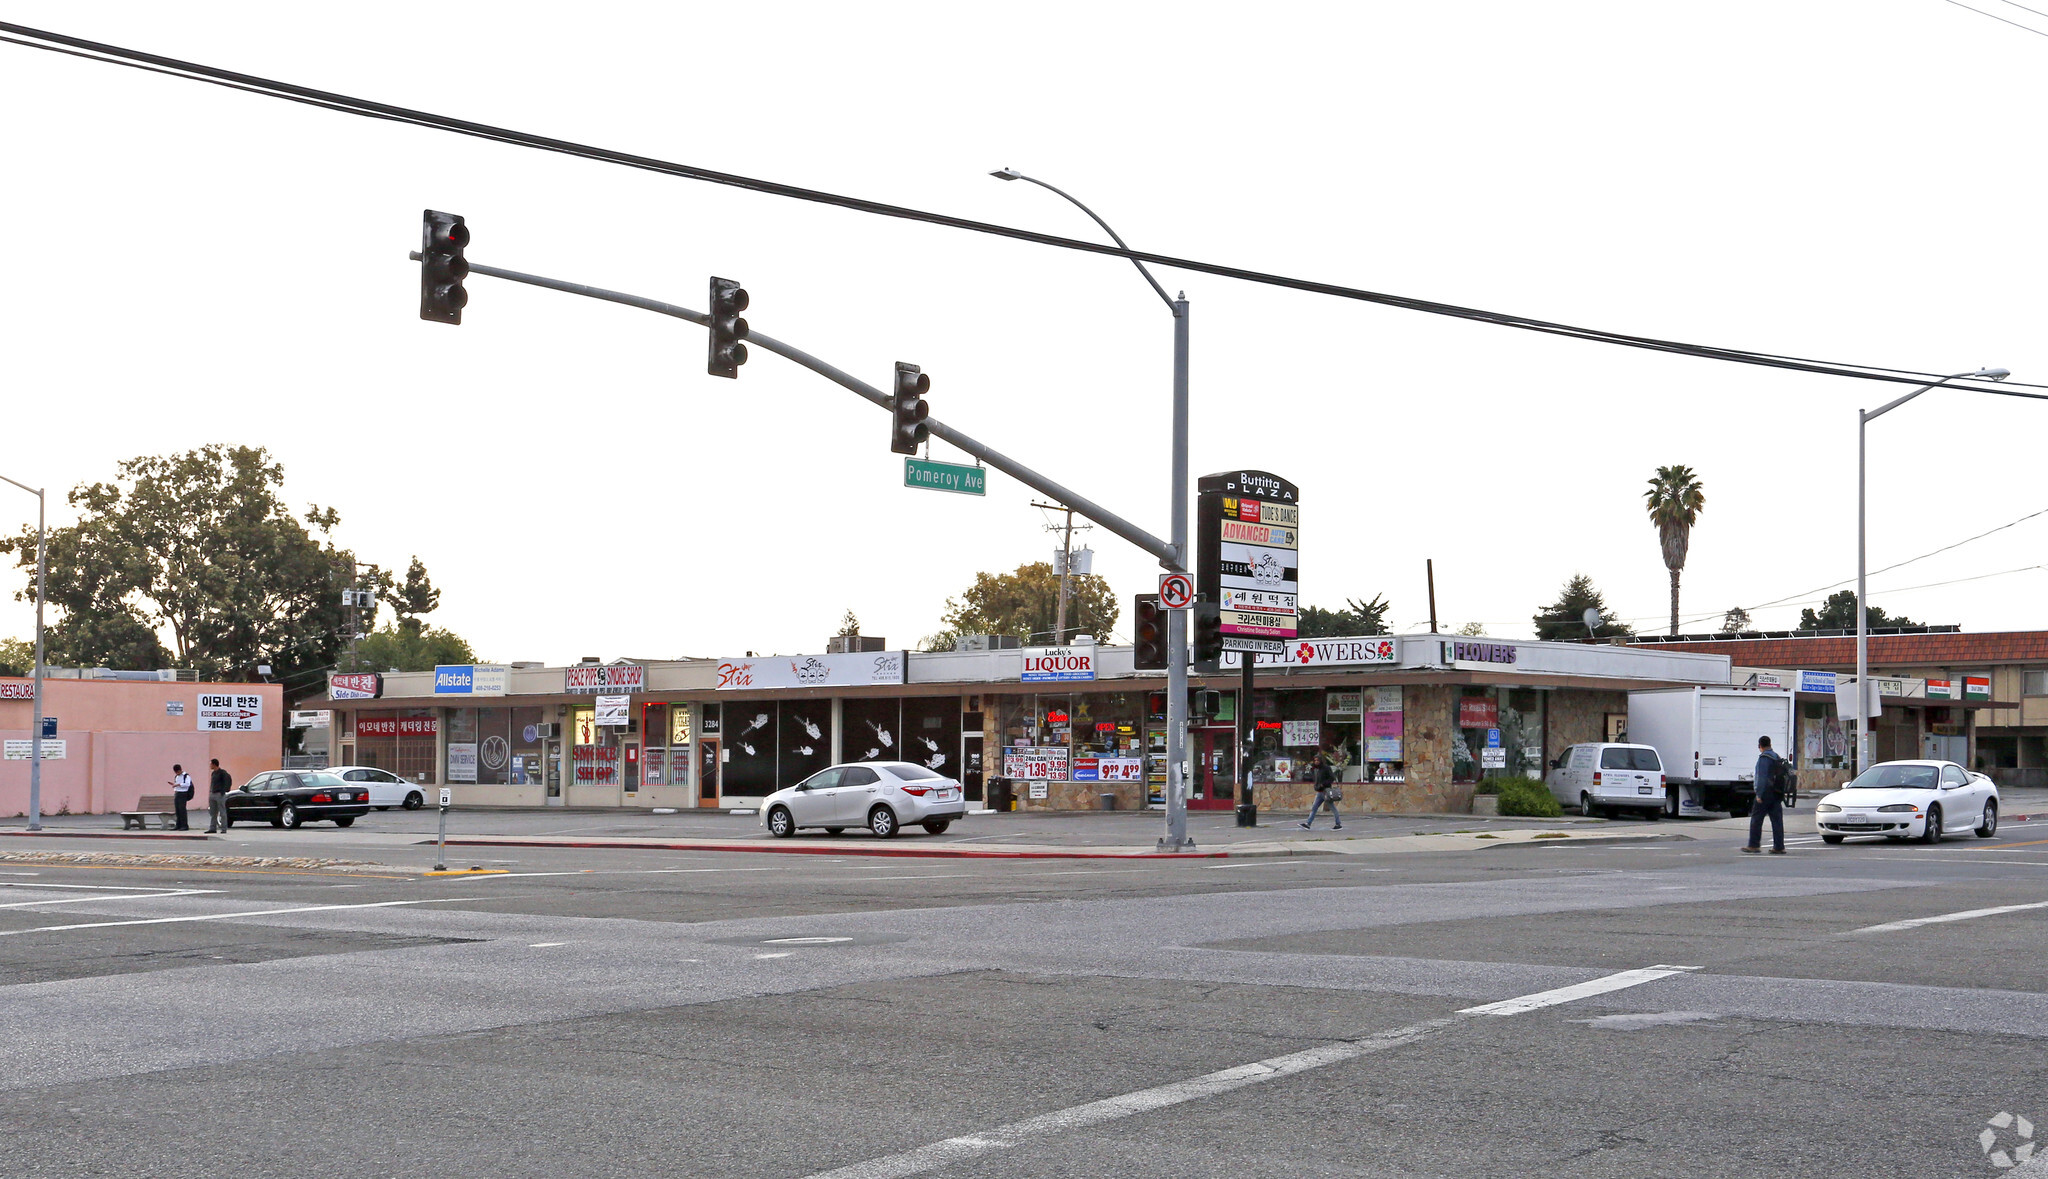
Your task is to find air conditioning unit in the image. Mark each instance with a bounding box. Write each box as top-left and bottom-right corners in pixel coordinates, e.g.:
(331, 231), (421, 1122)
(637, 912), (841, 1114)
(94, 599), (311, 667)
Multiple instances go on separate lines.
(534, 722), (561, 740)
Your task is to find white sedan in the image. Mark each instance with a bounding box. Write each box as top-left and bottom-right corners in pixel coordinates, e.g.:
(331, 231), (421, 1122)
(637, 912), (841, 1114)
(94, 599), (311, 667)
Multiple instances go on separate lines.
(1814, 759), (2000, 845)
(328, 765), (428, 811)
(761, 762), (967, 839)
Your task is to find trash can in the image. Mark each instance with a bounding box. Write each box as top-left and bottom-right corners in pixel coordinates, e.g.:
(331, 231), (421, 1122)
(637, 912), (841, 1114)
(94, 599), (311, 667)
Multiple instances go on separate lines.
(1098, 792), (1117, 811)
(986, 778), (1011, 813)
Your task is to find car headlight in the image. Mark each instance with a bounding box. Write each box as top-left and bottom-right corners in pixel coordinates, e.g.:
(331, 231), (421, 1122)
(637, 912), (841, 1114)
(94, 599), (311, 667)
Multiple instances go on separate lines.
(1816, 803), (1841, 813)
(1877, 803), (1918, 813)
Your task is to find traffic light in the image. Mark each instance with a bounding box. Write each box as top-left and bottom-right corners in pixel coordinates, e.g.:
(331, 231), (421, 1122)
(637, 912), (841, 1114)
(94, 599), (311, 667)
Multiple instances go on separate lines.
(1190, 689), (1222, 721)
(1133, 594), (1166, 670)
(419, 210), (469, 324)
(1192, 601), (1223, 668)
(707, 277), (749, 378)
(891, 361), (930, 455)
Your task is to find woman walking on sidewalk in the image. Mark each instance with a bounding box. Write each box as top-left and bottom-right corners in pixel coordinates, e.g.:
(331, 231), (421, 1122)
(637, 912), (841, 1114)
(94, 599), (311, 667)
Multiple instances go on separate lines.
(1301, 750), (1342, 830)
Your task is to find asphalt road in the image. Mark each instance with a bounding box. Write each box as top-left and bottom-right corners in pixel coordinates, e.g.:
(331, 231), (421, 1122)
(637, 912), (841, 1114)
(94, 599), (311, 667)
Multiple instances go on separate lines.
(1, 809), (2045, 1177)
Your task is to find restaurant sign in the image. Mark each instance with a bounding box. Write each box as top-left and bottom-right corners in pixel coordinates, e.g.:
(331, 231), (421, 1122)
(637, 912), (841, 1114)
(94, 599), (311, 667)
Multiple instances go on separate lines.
(327, 672), (382, 701)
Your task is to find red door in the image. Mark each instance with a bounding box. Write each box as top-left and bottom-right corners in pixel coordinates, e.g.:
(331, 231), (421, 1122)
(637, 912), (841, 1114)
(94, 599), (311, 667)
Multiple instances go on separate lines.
(1189, 728), (1237, 810)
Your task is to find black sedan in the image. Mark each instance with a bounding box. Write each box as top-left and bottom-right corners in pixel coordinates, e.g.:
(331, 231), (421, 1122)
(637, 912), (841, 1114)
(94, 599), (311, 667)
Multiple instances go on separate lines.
(223, 770), (373, 829)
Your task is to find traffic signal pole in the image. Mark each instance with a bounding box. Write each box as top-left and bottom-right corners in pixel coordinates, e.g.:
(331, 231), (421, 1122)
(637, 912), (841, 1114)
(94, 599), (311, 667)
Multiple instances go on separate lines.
(1161, 295), (1192, 852)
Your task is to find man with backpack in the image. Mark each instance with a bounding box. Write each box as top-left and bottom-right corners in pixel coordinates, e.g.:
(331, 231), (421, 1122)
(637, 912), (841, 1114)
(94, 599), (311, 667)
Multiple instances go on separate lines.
(1742, 735), (1789, 855)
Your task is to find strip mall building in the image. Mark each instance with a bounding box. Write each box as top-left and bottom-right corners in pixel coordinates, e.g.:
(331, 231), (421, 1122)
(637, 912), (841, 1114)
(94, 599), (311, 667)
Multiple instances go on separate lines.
(304, 636), (1731, 813)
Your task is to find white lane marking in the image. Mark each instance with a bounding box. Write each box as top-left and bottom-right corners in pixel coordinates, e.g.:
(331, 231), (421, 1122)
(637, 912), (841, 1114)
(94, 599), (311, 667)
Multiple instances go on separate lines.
(1457, 965), (1703, 1017)
(764, 936), (853, 944)
(1846, 899), (2048, 935)
(799, 965), (1693, 1179)
(0, 882), (198, 892)
(0, 897), (466, 937)
(0, 889), (215, 909)
(631, 867), (790, 875)
(528, 942), (570, 948)
(848, 874), (979, 882)
(1884, 856), (2048, 867)
(754, 952), (794, 959)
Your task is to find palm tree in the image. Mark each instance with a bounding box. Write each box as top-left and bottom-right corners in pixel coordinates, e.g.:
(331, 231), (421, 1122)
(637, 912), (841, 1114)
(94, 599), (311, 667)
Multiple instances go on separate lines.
(1644, 465), (1706, 636)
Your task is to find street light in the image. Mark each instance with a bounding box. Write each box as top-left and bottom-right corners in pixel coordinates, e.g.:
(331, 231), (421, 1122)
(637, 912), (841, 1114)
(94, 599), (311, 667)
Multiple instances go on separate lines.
(1855, 366), (2008, 774)
(993, 167), (1195, 851)
(0, 474), (46, 831)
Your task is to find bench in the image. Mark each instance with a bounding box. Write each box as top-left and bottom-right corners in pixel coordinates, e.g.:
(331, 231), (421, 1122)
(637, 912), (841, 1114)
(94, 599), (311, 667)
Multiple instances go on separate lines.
(119, 794), (182, 831)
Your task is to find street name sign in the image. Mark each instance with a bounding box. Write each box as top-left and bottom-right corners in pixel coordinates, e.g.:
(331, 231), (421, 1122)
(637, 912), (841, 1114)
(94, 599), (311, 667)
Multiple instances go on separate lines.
(904, 458), (986, 496)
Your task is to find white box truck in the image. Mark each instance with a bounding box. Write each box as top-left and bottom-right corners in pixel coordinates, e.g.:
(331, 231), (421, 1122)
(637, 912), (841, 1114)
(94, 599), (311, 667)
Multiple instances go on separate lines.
(1626, 687), (1795, 816)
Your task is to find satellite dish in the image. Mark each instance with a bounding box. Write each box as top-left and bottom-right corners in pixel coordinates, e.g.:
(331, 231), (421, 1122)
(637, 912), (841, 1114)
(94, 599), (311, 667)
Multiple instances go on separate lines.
(1582, 607), (1602, 633)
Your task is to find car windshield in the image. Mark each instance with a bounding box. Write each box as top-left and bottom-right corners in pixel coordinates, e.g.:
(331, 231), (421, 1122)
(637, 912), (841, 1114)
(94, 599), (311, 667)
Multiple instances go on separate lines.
(299, 772), (347, 788)
(1848, 764), (1939, 789)
(1600, 748), (1661, 771)
(890, 764), (944, 781)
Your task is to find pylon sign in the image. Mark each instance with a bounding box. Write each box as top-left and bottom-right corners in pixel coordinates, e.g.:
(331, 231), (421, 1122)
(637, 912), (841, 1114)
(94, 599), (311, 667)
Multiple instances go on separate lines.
(1196, 470), (1299, 654)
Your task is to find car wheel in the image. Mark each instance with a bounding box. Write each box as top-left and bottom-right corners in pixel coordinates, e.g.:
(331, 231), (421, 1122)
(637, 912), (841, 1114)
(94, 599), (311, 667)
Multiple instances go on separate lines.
(1646, 806), (1662, 822)
(278, 804), (301, 830)
(1919, 805), (1942, 844)
(766, 806), (795, 838)
(869, 806), (898, 839)
(923, 820), (952, 834)
(1977, 800), (1998, 839)
(269, 816), (285, 828)
(1821, 833), (1844, 844)
(333, 816), (355, 828)
(1580, 792), (1598, 818)
(825, 827), (845, 835)
(1664, 788), (1680, 818)
(403, 792), (424, 810)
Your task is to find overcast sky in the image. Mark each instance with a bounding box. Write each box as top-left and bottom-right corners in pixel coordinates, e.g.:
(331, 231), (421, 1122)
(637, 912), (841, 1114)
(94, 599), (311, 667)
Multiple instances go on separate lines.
(2, 2), (2044, 667)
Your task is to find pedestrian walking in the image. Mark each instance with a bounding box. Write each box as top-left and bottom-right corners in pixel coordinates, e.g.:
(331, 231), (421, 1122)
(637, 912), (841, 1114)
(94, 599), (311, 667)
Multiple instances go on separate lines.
(1742, 735), (1788, 855)
(205, 758), (232, 833)
(1300, 750), (1343, 830)
(167, 763), (194, 831)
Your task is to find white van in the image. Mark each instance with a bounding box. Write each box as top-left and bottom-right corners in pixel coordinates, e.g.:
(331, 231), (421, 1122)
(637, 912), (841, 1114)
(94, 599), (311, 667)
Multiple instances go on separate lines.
(1546, 743), (1667, 819)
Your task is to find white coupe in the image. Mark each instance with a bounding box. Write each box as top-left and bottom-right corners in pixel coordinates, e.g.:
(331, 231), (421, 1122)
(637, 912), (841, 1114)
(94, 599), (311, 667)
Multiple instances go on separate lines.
(1814, 759), (2000, 845)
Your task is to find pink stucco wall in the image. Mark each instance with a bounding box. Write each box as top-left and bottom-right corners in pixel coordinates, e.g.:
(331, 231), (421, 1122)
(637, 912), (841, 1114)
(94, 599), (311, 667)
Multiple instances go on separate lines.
(0, 678), (283, 816)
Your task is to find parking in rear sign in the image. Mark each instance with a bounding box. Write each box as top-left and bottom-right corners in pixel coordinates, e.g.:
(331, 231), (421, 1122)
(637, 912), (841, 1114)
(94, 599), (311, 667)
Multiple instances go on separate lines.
(197, 693), (264, 732)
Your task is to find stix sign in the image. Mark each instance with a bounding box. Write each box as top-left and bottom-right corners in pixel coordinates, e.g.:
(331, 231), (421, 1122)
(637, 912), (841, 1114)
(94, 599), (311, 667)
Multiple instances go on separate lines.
(197, 693), (265, 732)
(1197, 470), (1300, 655)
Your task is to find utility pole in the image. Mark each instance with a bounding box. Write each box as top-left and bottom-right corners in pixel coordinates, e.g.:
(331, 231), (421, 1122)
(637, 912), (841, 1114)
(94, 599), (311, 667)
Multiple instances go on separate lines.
(1033, 501), (1091, 645)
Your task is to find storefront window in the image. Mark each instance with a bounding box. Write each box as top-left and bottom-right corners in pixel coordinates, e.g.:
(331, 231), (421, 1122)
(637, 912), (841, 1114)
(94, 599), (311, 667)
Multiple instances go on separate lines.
(1452, 687), (1544, 783)
(355, 709), (438, 784)
(901, 697), (960, 775)
(845, 698), (904, 761)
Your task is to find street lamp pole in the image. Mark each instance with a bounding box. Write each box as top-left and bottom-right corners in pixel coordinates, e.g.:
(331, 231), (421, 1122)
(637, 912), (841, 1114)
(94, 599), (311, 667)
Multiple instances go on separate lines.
(0, 474), (46, 831)
(1855, 367), (2007, 774)
(993, 168), (1196, 850)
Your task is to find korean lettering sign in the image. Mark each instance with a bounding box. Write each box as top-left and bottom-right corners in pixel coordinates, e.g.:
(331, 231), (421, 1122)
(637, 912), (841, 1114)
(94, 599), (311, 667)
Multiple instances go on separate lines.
(355, 716), (438, 738)
(197, 693), (264, 732)
(1197, 470), (1300, 655)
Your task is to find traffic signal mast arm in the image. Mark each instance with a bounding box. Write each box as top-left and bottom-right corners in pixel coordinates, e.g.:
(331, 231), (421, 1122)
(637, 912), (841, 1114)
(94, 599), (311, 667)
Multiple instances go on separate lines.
(419, 250), (1179, 568)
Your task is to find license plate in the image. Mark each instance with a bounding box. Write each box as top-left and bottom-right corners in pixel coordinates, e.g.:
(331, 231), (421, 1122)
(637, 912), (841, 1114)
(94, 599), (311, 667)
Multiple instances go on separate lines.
(940, 790), (958, 800)
(1638, 785), (1653, 794)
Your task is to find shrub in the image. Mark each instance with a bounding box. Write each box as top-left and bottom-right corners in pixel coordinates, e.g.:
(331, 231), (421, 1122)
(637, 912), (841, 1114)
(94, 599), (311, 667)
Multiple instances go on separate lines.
(1493, 776), (1561, 818)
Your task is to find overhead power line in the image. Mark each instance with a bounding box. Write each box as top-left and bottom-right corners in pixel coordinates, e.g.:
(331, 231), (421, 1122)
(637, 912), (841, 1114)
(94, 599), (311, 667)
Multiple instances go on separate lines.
(1939, 0), (2048, 38)
(2, 19), (2045, 401)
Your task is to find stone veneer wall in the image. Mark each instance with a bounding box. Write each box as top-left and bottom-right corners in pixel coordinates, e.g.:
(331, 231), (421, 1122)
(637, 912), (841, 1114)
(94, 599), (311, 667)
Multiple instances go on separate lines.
(1018, 777), (1146, 811)
(1548, 689), (1630, 756)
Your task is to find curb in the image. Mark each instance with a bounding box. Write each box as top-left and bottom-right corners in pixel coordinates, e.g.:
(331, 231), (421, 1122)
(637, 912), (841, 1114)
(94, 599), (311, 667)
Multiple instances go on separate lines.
(428, 837), (1233, 860)
(0, 829), (215, 841)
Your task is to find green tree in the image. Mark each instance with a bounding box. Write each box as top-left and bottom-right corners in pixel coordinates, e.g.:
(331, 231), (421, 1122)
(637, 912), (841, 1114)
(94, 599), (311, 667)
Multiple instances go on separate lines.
(1797, 590), (1919, 632)
(0, 445), (403, 684)
(1533, 574), (1635, 641)
(1295, 595), (1392, 638)
(350, 623), (479, 672)
(923, 562), (1118, 651)
(1454, 621), (1486, 636)
(389, 556), (441, 624)
(0, 637), (32, 677)
(1719, 606), (1752, 635)
(1644, 465), (1706, 636)
(837, 609), (862, 637)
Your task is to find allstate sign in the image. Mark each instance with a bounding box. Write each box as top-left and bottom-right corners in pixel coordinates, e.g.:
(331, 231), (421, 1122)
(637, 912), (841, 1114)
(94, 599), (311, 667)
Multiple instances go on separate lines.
(433, 664), (509, 696)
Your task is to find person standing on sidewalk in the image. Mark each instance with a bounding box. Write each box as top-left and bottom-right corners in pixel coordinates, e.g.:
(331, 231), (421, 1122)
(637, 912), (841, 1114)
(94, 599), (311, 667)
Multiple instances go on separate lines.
(1742, 735), (1787, 855)
(205, 758), (233, 834)
(167, 764), (194, 831)
(1300, 750), (1342, 830)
